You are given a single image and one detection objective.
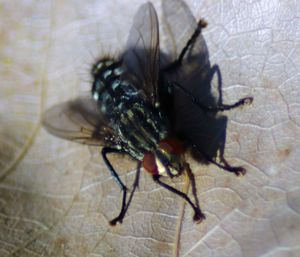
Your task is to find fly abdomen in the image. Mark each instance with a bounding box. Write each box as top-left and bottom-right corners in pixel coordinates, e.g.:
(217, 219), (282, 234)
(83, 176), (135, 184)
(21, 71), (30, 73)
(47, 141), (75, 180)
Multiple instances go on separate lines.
(91, 59), (138, 115)
(118, 101), (168, 159)
(91, 58), (168, 158)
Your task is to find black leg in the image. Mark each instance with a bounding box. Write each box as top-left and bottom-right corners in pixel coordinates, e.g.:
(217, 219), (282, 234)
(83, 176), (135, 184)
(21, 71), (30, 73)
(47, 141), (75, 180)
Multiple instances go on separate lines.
(191, 143), (246, 176)
(153, 175), (205, 222)
(123, 162), (142, 215)
(162, 19), (208, 73)
(102, 147), (127, 189)
(184, 163), (200, 211)
(109, 162), (142, 225)
(168, 81), (253, 112)
(219, 155), (246, 176)
(101, 147), (128, 225)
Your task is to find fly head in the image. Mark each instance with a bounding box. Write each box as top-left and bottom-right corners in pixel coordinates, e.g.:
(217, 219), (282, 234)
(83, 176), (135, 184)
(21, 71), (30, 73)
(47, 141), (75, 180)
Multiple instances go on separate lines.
(142, 137), (186, 177)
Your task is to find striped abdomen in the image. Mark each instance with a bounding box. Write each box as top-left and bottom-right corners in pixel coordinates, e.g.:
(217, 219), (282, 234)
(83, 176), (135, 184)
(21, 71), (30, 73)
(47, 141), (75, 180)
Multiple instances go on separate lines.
(91, 59), (168, 159)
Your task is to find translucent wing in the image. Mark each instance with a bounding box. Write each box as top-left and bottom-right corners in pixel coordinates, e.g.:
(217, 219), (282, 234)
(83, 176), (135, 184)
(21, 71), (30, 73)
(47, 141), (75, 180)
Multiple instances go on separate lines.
(161, 0), (198, 61)
(43, 96), (118, 146)
(121, 2), (160, 104)
(161, 0), (208, 66)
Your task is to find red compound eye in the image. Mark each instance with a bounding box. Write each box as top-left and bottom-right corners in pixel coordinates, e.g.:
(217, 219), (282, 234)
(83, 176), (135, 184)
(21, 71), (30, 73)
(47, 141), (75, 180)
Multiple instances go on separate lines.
(159, 137), (185, 155)
(142, 152), (158, 175)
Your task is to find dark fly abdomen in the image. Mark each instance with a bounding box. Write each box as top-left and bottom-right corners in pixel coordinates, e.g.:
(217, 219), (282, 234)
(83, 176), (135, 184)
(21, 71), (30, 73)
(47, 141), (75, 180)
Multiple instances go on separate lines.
(91, 59), (168, 159)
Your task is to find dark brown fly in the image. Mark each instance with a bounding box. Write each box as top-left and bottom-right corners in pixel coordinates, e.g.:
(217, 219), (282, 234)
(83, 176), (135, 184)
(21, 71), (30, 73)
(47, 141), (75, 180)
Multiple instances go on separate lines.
(43, 0), (253, 226)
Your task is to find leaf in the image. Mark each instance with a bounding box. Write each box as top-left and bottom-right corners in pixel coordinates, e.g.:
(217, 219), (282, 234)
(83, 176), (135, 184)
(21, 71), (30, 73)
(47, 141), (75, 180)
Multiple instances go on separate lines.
(0, 0), (300, 257)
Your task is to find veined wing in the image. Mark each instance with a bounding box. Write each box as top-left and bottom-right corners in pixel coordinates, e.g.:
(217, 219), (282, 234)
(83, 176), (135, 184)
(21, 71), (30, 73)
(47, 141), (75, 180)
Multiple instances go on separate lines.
(121, 2), (160, 105)
(161, 0), (212, 111)
(43, 96), (118, 146)
(161, 0), (207, 65)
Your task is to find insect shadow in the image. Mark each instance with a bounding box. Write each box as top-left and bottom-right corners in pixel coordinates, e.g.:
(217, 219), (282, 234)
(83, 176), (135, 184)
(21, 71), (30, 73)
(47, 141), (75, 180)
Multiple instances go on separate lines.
(158, 0), (251, 175)
(188, 65), (232, 166)
(168, 59), (232, 167)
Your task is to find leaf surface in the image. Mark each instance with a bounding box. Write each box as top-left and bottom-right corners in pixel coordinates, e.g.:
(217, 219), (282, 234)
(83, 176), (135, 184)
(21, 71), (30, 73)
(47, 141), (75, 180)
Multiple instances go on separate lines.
(0, 0), (299, 257)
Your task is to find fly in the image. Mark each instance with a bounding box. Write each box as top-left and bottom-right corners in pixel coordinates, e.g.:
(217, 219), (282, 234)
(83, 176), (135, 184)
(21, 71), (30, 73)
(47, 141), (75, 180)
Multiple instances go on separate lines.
(43, 0), (253, 226)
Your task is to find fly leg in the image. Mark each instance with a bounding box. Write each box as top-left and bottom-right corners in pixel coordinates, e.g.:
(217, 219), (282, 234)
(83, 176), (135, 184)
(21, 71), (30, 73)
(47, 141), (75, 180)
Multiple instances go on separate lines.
(153, 175), (205, 223)
(168, 81), (253, 112)
(120, 162), (141, 219)
(109, 162), (142, 225)
(191, 143), (246, 176)
(101, 147), (128, 225)
(184, 163), (200, 211)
